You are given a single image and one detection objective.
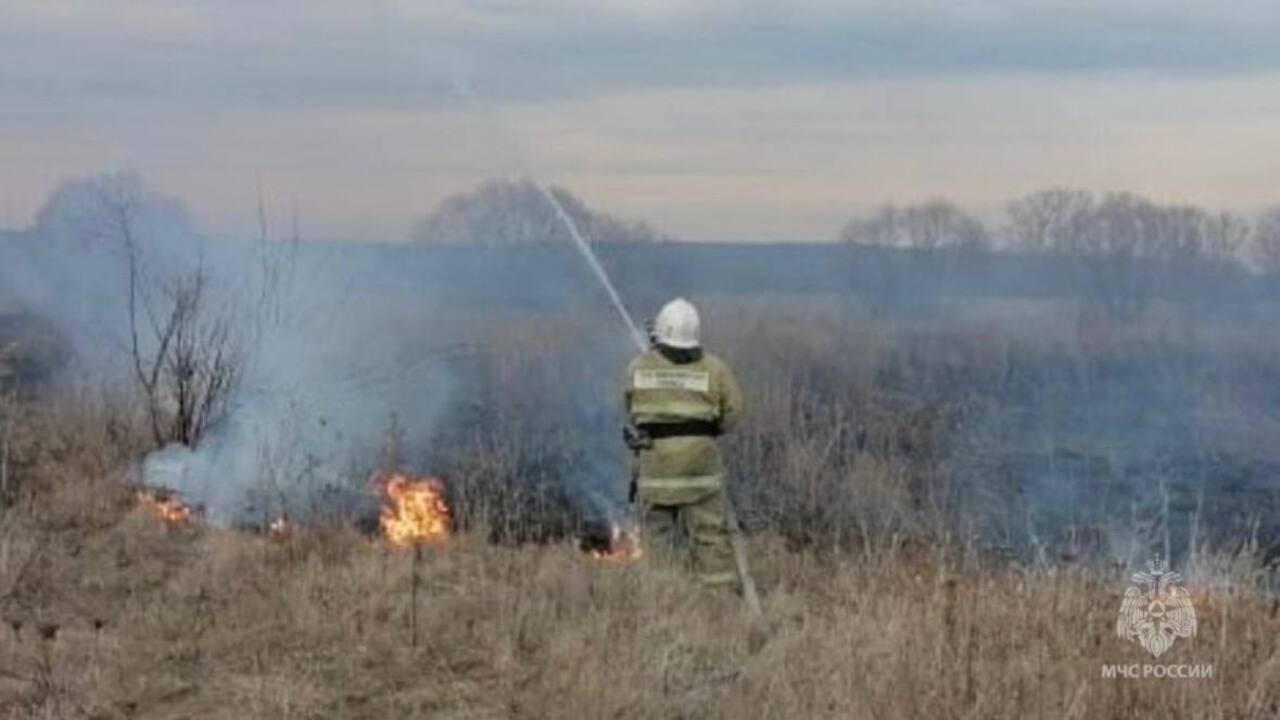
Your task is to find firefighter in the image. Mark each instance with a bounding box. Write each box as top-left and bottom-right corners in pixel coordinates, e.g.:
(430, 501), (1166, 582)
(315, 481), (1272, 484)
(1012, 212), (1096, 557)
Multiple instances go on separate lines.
(624, 297), (743, 588)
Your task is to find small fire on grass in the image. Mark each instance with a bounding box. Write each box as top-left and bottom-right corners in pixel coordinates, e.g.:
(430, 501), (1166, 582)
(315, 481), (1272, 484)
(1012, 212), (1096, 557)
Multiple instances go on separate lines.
(581, 522), (642, 563)
(136, 489), (195, 525)
(376, 472), (451, 547)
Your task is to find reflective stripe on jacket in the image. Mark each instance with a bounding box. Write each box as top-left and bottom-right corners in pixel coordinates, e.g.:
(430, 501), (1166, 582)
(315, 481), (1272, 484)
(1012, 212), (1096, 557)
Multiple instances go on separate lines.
(624, 350), (742, 504)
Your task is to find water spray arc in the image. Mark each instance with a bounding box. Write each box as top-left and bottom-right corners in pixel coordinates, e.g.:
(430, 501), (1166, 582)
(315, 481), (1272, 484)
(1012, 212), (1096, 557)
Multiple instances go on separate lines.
(450, 80), (647, 351)
(543, 181), (761, 613)
(535, 183), (648, 352)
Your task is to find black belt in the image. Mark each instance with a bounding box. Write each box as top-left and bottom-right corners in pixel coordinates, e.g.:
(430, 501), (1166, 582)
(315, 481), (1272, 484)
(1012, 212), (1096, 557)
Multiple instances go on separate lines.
(640, 421), (720, 439)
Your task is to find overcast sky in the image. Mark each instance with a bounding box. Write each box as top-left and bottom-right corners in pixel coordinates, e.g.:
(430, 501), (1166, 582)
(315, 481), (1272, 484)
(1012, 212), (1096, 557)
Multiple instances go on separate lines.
(2, 1), (1278, 241)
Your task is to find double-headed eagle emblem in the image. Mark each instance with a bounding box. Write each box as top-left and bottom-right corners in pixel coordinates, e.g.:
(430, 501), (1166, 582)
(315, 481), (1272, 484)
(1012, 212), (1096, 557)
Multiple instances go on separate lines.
(1116, 558), (1197, 657)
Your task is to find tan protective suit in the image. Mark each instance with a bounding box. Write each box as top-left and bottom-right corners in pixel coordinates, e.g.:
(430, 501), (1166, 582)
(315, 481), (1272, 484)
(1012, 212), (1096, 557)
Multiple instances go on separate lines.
(624, 348), (743, 587)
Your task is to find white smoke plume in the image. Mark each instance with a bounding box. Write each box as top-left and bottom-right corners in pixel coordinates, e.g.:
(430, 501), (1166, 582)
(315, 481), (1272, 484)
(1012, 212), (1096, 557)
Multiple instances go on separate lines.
(141, 241), (460, 525)
(3, 173), (459, 526)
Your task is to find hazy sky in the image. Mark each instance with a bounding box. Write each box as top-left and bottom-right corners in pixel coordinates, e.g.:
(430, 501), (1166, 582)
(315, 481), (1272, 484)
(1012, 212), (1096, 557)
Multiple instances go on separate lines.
(2, 1), (1278, 241)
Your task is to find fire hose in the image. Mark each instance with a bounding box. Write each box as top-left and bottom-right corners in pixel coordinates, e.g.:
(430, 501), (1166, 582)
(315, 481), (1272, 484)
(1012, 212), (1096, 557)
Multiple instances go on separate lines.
(723, 497), (763, 616)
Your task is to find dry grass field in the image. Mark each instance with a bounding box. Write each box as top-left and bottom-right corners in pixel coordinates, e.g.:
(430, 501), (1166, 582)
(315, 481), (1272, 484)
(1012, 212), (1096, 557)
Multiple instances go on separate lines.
(0, 363), (1277, 719)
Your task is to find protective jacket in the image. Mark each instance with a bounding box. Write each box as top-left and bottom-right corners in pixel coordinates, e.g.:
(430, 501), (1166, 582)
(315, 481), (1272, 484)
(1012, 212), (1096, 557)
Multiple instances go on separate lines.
(624, 349), (742, 505)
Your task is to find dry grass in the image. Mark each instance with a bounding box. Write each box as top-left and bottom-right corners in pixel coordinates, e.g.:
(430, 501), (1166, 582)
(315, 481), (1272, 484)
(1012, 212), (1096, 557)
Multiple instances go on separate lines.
(2, 305), (1278, 718)
(0, 465), (1277, 719)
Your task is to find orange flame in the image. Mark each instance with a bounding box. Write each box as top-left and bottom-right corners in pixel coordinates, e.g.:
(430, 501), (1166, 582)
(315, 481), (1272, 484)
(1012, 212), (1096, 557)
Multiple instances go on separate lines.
(377, 473), (450, 547)
(588, 523), (642, 563)
(136, 490), (195, 524)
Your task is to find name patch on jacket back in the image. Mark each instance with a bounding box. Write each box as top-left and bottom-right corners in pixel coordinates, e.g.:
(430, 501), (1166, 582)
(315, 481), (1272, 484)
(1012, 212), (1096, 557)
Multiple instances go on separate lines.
(633, 368), (711, 392)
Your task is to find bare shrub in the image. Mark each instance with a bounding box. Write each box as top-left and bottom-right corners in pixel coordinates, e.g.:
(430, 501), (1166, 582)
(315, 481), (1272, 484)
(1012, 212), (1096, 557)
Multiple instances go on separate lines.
(126, 259), (241, 449)
(427, 317), (598, 543)
(33, 172), (244, 451)
(69, 178), (243, 450)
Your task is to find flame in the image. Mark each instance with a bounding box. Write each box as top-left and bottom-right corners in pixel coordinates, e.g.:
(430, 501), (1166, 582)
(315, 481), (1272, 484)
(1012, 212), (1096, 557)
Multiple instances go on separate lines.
(377, 473), (450, 547)
(588, 523), (642, 563)
(136, 490), (195, 524)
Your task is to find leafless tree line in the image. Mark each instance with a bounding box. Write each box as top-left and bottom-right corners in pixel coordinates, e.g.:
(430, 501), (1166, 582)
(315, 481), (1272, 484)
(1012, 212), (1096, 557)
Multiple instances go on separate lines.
(840, 200), (990, 253)
(411, 178), (672, 245)
(842, 190), (1275, 267)
(842, 190), (1279, 321)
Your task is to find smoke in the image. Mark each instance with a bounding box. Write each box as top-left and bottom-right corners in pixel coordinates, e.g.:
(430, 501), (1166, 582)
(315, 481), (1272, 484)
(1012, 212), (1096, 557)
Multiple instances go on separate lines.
(5, 170), (1278, 564)
(142, 242), (458, 525)
(2, 173), (462, 526)
(1, 171), (646, 529)
(0, 171), (205, 373)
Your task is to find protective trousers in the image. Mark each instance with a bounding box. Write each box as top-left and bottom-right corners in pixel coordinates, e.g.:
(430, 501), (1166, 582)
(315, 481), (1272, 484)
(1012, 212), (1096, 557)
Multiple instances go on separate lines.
(637, 483), (738, 588)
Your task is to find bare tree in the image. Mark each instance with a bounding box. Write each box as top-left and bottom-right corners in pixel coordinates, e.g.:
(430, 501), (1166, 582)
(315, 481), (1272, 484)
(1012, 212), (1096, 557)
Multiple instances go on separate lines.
(153, 268), (240, 446)
(840, 200), (988, 252)
(1009, 190), (1247, 321)
(1072, 193), (1172, 321)
(127, 261), (240, 449)
(1183, 210), (1249, 313)
(1006, 189), (1093, 253)
(840, 205), (904, 247)
(1254, 207), (1280, 276)
(87, 178), (242, 449)
(1199, 211), (1250, 266)
(839, 200), (990, 316)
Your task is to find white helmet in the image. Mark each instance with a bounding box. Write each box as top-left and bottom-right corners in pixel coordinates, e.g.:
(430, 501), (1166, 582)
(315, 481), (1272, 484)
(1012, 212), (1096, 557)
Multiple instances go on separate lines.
(653, 297), (700, 349)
